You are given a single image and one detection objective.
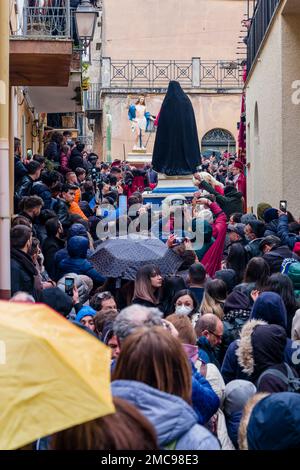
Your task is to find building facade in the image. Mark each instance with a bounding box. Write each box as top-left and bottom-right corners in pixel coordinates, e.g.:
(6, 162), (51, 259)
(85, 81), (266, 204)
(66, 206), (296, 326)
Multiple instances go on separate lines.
(85, 0), (249, 161)
(246, 0), (300, 216)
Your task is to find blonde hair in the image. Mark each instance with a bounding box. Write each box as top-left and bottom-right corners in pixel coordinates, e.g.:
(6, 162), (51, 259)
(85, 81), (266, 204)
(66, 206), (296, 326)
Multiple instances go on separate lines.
(199, 172), (224, 189)
(238, 393), (269, 450)
(200, 292), (224, 319)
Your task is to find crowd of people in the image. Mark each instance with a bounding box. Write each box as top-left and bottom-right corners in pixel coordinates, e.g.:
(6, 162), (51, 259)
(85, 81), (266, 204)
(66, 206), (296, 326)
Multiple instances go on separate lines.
(11, 133), (300, 450)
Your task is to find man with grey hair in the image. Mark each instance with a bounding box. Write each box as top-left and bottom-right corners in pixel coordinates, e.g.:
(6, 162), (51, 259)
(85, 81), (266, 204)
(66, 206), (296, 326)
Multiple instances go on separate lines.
(113, 305), (164, 342)
(195, 313), (224, 369)
(10, 292), (35, 303)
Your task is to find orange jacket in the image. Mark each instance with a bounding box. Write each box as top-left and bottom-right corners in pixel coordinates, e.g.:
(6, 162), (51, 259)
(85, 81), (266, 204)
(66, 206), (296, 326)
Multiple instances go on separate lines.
(69, 201), (88, 221)
(74, 188), (81, 204)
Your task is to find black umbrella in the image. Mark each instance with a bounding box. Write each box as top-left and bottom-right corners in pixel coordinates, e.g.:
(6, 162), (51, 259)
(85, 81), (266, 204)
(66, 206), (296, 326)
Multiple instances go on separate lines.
(89, 237), (183, 280)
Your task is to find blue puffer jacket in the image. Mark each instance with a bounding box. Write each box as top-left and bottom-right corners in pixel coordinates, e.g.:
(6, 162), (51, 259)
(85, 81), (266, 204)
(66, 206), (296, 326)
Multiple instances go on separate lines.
(58, 236), (105, 285)
(277, 214), (300, 250)
(191, 363), (220, 425)
(111, 380), (220, 450)
(55, 223), (93, 269)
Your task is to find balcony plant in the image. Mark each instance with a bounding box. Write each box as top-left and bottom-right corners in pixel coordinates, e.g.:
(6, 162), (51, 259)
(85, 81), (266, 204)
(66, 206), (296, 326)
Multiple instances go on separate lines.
(81, 63), (90, 91)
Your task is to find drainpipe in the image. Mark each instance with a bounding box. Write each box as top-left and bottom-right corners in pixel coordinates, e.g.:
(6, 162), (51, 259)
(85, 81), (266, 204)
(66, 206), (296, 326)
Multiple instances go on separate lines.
(0, 0), (11, 299)
(106, 103), (112, 163)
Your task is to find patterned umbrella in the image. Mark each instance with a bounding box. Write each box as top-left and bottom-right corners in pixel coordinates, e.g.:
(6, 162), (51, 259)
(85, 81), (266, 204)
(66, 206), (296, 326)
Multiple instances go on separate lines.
(89, 237), (183, 280)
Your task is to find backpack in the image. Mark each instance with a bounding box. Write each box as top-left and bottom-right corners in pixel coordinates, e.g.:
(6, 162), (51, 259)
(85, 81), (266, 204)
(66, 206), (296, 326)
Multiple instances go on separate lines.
(257, 363), (300, 393)
(280, 257), (299, 275)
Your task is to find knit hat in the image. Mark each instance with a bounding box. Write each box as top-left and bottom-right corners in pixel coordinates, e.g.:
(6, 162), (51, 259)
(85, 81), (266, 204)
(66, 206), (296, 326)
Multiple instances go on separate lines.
(263, 208), (278, 224)
(240, 213), (257, 225)
(75, 306), (96, 324)
(227, 223), (245, 238)
(257, 202), (272, 222)
(224, 380), (257, 416)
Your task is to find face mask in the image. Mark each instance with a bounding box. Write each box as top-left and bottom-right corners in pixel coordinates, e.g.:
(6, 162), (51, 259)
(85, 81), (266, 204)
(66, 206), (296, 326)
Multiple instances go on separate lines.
(175, 305), (193, 316)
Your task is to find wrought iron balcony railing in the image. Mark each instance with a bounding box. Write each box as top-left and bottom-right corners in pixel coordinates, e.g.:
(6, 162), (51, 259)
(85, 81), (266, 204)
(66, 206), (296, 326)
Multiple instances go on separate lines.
(101, 58), (244, 90)
(11, 0), (74, 39)
(83, 84), (102, 112)
(247, 0), (281, 73)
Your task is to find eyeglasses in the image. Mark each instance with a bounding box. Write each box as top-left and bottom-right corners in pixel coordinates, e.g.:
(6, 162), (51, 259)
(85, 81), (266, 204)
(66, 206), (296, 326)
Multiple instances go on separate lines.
(208, 330), (223, 341)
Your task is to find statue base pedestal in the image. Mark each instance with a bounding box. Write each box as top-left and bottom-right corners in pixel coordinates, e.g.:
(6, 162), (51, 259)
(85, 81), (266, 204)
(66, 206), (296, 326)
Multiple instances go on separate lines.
(143, 173), (197, 206)
(127, 152), (152, 165)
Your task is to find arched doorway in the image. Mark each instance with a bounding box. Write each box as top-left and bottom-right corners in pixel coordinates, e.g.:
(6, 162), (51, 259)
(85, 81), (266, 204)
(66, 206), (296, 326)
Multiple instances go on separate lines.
(201, 128), (236, 158)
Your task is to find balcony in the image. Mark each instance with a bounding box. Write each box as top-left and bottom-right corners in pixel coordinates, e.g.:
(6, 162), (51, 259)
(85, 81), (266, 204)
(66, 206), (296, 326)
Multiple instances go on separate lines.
(83, 84), (102, 117)
(10, 1), (75, 86)
(247, 0), (281, 74)
(101, 58), (244, 93)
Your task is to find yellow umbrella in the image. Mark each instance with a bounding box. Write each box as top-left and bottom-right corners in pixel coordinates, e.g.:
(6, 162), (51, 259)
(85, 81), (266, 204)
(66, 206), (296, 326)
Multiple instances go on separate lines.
(0, 301), (115, 450)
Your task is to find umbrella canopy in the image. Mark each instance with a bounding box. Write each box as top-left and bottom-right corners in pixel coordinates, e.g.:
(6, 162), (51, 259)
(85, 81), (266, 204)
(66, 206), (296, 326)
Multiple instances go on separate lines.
(90, 237), (183, 280)
(0, 301), (114, 450)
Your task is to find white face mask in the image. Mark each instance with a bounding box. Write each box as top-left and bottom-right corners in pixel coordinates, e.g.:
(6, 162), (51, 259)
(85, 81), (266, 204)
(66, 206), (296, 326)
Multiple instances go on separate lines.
(175, 305), (193, 316)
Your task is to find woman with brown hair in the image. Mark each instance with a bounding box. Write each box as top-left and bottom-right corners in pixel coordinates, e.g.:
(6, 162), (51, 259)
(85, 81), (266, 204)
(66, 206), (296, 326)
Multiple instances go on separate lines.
(132, 264), (163, 308)
(111, 327), (220, 450)
(51, 397), (158, 450)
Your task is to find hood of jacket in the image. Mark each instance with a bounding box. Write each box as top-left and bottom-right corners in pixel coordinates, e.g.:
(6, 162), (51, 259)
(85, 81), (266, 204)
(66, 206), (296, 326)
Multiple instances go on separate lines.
(247, 392), (300, 450)
(224, 290), (251, 314)
(288, 262), (300, 290)
(67, 223), (88, 239)
(67, 236), (89, 258)
(264, 219), (279, 236)
(224, 379), (257, 416)
(215, 269), (238, 294)
(237, 320), (287, 378)
(250, 292), (287, 330)
(268, 245), (297, 259)
(111, 380), (198, 446)
(40, 287), (73, 317)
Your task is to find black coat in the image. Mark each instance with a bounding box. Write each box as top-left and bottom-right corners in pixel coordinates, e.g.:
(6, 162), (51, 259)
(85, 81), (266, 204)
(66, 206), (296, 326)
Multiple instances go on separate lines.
(199, 181), (243, 219)
(152, 81), (200, 176)
(53, 198), (72, 229)
(69, 149), (84, 172)
(10, 248), (38, 298)
(263, 245), (299, 274)
(42, 236), (65, 280)
(44, 141), (60, 162)
(14, 175), (34, 211)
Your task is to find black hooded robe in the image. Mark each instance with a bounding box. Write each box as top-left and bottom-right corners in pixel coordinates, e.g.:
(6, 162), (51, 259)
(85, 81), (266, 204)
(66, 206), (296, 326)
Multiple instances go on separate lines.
(152, 81), (201, 176)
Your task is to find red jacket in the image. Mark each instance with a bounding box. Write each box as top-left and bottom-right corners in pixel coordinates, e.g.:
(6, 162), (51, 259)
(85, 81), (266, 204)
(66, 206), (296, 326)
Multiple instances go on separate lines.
(60, 151), (72, 175)
(236, 173), (246, 201)
(201, 202), (227, 277)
